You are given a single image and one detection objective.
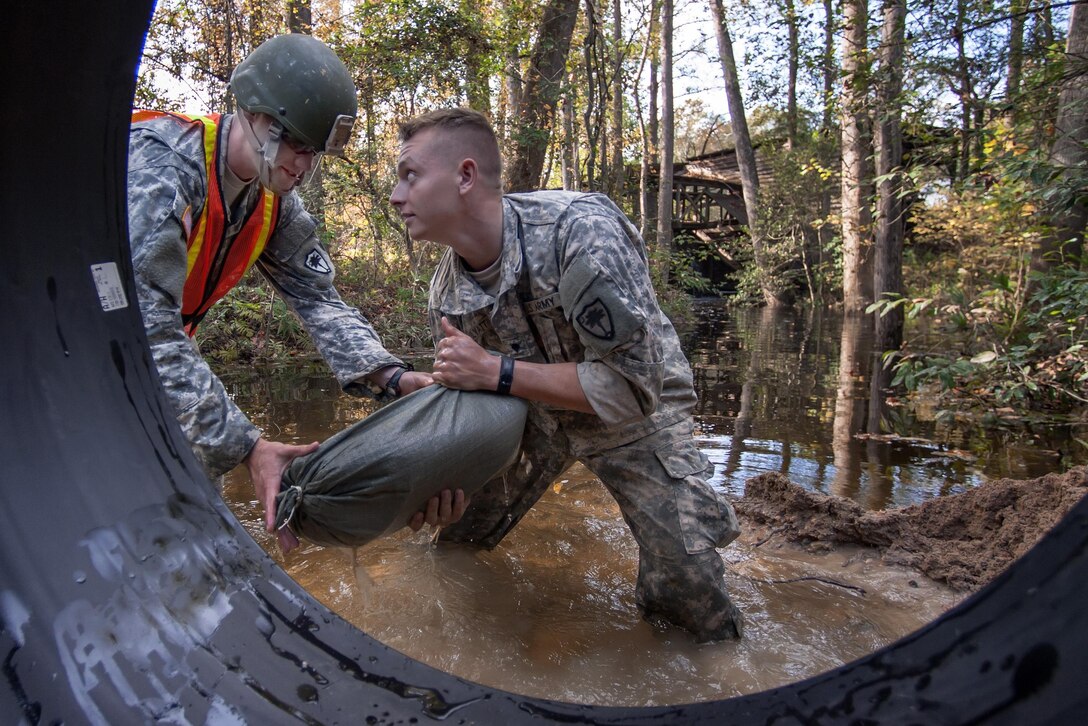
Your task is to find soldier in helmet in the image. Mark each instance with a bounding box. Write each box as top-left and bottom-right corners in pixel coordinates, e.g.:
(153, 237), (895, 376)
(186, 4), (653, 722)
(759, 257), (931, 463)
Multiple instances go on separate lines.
(128, 34), (465, 553)
(389, 108), (743, 642)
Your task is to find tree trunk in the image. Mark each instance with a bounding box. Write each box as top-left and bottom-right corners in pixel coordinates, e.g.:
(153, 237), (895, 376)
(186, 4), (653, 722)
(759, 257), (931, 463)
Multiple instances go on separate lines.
(954, 0), (972, 182)
(815, 0), (836, 303)
(501, 43), (522, 147)
(595, 1), (610, 191)
(832, 312), (867, 498)
(873, 0), (906, 351)
(840, 0), (873, 311)
(508, 0), (580, 191)
(655, 0), (674, 283)
(711, 0), (786, 306)
(286, 0), (311, 33)
(1007, 0), (1025, 111)
(286, 0), (325, 227)
(611, 0), (625, 199)
(642, 0), (660, 241)
(1036, 0), (1088, 270)
(821, 0), (835, 134)
(634, 81), (650, 230)
(783, 0), (799, 148)
(462, 0), (491, 115)
(221, 0), (236, 113)
(562, 80), (577, 189)
(582, 0), (601, 190)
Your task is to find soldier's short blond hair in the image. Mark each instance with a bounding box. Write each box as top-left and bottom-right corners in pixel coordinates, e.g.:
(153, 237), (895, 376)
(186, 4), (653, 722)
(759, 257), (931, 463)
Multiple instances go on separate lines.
(397, 108), (502, 189)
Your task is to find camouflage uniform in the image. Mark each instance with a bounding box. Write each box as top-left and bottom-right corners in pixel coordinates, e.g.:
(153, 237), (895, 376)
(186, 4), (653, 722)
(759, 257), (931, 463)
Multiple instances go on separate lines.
(127, 113), (402, 477)
(430, 191), (742, 641)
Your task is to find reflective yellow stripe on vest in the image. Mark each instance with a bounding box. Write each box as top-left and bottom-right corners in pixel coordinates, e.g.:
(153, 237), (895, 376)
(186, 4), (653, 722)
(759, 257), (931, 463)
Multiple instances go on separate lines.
(186, 115), (218, 280)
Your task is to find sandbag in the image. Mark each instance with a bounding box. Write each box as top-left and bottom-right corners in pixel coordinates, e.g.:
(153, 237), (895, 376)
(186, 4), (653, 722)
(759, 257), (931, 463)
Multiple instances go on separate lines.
(274, 385), (528, 548)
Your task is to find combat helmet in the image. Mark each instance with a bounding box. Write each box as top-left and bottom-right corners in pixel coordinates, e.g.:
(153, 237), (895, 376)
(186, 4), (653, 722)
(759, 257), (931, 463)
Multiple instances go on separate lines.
(229, 34), (357, 155)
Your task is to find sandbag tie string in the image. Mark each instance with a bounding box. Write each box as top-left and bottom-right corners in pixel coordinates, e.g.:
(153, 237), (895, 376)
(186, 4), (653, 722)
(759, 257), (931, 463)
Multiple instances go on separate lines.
(276, 485), (305, 531)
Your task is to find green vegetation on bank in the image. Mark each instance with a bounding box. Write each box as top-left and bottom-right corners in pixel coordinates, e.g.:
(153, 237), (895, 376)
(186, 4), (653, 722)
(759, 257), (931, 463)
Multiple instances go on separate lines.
(197, 262), (432, 365)
(874, 253), (1087, 419)
(871, 118), (1088, 421)
(198, 241), (701, 365)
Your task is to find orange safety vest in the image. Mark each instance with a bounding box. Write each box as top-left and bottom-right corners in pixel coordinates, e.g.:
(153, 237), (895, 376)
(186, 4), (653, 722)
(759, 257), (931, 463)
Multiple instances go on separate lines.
(132, 110), (280, 336)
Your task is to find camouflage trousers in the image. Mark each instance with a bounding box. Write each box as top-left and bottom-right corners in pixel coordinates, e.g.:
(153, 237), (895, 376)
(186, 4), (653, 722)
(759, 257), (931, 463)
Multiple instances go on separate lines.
(438, 417), (743, 641)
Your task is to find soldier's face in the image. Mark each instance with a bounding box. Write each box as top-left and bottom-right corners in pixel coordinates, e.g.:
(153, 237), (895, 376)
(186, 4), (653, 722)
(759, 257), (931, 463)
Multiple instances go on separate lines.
(267, 129), (319, 195)
(390, 128), (462, 243)
(243, 114), (320, 196)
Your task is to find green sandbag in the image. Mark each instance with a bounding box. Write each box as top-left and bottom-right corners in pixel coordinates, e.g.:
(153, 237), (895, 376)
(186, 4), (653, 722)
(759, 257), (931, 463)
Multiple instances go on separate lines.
(275, 385), (528, 548)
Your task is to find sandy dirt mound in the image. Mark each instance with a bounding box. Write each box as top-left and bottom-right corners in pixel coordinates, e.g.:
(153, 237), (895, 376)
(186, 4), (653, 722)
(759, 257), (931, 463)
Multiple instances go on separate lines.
(734, 466), (1088, 592)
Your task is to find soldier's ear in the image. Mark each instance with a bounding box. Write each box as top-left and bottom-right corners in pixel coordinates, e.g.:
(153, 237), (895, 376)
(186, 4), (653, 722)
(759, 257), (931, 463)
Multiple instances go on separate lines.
(457, 158), (478, 195)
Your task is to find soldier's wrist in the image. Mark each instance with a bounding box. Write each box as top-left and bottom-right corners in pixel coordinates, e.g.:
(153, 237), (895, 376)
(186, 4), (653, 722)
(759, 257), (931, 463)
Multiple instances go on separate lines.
(370, 364), (413, 402)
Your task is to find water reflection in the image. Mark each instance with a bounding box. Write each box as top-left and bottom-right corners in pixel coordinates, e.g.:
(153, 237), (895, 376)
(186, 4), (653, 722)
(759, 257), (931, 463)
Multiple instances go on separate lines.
(216, 301), (1081, 705)
(684, 303), (1081, 509)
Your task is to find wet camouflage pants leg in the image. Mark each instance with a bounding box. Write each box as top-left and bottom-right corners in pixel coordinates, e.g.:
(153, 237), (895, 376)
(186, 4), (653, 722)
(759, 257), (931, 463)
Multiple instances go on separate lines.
(582, 420), (743, 641)
(438, 416), (742, 641)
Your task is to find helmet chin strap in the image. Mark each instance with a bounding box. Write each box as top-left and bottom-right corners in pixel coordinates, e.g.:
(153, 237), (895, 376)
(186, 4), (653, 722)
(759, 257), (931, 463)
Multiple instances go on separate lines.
(237, 111), (286, 191)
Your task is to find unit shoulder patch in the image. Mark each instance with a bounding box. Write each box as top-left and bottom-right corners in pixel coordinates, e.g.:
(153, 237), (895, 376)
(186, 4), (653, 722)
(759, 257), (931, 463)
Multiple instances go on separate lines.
(576, 298), (615, 340)
(304, 248), (332, 275)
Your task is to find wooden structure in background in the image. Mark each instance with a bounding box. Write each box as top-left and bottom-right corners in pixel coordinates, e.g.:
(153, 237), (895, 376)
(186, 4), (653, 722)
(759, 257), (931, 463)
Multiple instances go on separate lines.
(632, 147), (775, 291)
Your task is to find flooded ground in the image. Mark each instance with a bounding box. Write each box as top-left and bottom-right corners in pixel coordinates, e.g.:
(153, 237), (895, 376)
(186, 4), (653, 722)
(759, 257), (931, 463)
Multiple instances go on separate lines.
(217, 302), (1084, 705)
(223, 467), (960, 705)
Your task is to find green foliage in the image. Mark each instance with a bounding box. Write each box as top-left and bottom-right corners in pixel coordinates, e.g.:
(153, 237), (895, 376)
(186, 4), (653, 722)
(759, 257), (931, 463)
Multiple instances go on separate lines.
(873, 261), (1088, 412)
(197, 251), (434, 367)
(718, 238), (759, 305)
(724, 136), (841, 305)
(647, 244), (706, 325)
(137, 0), (284, 113)
(340, 0), (492, 111)
(666, 235), (721, 295)
(197, 274), (314, 365)
(334, 256), (434, 352)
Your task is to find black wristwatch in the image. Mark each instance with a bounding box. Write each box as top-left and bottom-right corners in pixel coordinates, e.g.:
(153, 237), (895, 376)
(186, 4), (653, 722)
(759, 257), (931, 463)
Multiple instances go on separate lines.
(375, 364), (413, 402)
(496, 355), (515, 395)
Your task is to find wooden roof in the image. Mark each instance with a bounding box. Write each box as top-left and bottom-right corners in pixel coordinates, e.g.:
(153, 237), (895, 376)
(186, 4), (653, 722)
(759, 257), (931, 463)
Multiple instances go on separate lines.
(675, 147), (776, 187)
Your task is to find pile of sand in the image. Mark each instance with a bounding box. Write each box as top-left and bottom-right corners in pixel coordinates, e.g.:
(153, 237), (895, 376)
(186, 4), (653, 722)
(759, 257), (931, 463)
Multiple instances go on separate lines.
(734, 466), (1088, 591)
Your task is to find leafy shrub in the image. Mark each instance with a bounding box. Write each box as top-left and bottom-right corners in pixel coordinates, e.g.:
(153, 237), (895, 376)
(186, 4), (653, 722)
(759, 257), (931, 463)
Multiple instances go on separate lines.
(196, 274), (314, 365)
(874, 262), (1088, 412)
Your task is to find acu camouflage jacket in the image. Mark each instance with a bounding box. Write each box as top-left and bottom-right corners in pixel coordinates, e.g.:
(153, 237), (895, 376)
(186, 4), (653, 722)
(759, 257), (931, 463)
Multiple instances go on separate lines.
(428, 191), (697, 457)
(128, 113), (402, 476)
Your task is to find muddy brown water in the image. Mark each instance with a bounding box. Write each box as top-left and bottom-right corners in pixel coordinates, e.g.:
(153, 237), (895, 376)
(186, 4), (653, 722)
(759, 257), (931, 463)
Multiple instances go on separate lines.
(218, 302), (1084, 705)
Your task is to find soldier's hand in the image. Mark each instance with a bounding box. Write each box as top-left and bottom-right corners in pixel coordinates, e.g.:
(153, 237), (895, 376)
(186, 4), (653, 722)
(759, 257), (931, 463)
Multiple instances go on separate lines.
(397, 370), (433, 395)
(244, 437), (319, 555)
(408, 488), (468, 531)
(433, 317), (499, 391)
